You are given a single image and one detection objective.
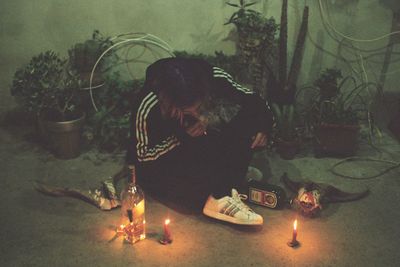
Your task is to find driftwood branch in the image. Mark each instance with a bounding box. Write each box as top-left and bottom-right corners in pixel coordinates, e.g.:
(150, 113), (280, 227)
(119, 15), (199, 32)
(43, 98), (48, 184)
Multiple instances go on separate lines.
(34, 181), (101, 208)
(34, 165), (128, 210)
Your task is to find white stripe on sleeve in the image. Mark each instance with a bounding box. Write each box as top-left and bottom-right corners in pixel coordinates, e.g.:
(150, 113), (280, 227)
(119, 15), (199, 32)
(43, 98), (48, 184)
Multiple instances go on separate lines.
(135, 92), (180, 161)
(212, 67), (253, 94)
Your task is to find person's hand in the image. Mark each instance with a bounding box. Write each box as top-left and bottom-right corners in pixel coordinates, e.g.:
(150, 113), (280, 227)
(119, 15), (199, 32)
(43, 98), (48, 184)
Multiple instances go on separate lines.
(251, 132), (267, 149)
(160, 98), (185, 124)
(170, 106), (184, 125)
(185, 115), (208, 137)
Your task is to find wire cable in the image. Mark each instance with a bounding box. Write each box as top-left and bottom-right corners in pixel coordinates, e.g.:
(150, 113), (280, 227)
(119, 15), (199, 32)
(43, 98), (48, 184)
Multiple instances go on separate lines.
(330, 157), (400, 180)
(319, 0), (400, 43)
(88, 33), (175, 112)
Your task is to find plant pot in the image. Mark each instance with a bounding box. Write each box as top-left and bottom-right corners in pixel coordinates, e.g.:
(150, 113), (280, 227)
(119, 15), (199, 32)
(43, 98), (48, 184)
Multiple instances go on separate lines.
(42, 113), (86, 159)
(275, 138), (300, 160)
(314, 123), (360, 157)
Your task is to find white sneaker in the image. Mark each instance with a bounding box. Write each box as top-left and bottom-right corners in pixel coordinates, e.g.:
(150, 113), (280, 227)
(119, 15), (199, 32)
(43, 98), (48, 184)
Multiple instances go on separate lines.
(203, 189), (263, 225)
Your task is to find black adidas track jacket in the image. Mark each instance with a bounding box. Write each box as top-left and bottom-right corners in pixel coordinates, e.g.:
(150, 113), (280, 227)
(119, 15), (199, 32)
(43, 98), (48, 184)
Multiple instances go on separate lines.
(126, 58), (275, 164)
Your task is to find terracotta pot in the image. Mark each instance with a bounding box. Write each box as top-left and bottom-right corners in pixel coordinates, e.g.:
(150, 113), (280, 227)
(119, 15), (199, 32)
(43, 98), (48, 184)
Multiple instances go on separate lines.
(41, 113), (86, 159)
(314, 123), (360, 157)
(275, 138), (300, 160)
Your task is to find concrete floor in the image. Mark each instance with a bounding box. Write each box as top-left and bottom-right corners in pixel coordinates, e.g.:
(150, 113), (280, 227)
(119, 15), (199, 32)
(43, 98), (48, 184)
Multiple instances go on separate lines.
(1, 123), (400, 267)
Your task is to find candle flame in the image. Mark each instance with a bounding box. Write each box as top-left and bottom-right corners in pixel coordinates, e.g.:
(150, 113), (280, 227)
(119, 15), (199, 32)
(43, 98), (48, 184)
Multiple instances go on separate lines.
(293, 219), (297, 230)
(117, 224), (125, 233)
(165, 219), (170, 225)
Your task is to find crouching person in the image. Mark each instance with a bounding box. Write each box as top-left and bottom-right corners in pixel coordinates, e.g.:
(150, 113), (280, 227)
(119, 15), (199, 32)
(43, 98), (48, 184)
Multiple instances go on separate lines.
(126, 57), (275, 225)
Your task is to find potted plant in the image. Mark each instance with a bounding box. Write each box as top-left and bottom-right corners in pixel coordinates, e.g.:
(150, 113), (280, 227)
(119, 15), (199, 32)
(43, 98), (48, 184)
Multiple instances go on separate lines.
(10, 50), (85, 159)
(314, 68), (343, 101)
(225, 0), (278, 96)
(307, 68), (363, 157)
(225, 0), (278, 61)
(271, 104), (300, 160)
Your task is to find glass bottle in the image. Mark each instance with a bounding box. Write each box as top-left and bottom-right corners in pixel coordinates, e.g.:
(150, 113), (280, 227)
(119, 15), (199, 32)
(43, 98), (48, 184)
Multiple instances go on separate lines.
(120, 166), (146, 243)
(247, 179), (288, 209)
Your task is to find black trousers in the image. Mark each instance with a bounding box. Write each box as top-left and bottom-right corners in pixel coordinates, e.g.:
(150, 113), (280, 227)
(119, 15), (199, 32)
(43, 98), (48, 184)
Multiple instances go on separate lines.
(136, 109), (258, 211)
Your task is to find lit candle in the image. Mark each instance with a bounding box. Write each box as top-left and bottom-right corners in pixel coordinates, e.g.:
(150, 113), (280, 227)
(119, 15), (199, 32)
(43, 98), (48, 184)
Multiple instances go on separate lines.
(116, 224), (125, 234)
(292, 219), (298, 243)
(164, 219), (172, 241)
(287, 219), (300, 247)
(160, 218), (173, 245)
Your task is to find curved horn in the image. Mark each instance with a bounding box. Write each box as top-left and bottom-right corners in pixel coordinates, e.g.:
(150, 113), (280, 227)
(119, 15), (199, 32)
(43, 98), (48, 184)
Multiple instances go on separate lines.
(281, 172), (303, 192)
(324, 185), (369, 203)
(34, 181), (101, 208)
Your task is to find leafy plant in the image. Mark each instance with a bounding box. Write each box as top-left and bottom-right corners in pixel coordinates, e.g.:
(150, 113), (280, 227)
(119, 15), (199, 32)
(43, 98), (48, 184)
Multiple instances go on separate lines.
(314, 68), (343, 100)
(226, 0), (277, 37)
(10, 50), (81, 121)
(271, 104), (296, 141)
(225, 0), (279, 96)
(225, 0), (278, 54)
(86, 72), (143, 152)
(68, 30), (115, 86)
(317, 95), (359, 125)
(306, 68), (366, 127)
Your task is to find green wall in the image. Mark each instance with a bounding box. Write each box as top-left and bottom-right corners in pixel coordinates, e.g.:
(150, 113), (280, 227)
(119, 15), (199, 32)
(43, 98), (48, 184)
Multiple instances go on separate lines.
(1, 0), (399, 114)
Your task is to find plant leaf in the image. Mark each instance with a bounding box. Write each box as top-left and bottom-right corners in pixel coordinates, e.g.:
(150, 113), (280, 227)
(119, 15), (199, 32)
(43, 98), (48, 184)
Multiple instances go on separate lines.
(244, 2), (257, 7)
(226, 2), (240, 7)
(271, 103), (282, 122)
(225, 12), (238, 24)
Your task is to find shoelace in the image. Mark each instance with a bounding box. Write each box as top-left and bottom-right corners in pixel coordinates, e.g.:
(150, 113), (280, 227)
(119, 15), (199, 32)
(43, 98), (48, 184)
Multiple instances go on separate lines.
(238, 194), (248, 201)
(232, 194), (254, 213)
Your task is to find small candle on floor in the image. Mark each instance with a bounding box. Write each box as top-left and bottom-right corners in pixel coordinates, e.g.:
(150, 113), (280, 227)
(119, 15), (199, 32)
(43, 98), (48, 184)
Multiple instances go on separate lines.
(117, 224), (125, 234)
(159, 218), (173, 245)
(292, 219), (297, 242)
(287, 219), (300, 247)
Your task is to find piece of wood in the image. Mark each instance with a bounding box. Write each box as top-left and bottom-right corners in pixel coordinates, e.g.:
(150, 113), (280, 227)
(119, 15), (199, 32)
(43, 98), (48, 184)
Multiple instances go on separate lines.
(34, 181), (101, 208)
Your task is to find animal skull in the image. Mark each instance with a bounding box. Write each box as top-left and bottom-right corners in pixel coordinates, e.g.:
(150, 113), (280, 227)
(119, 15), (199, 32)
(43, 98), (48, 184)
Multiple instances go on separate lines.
(292, 187), (322, 217)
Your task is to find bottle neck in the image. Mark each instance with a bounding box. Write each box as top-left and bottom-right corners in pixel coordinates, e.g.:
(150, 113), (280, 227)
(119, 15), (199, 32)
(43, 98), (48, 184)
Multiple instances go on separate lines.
(130, 166), (136, 185)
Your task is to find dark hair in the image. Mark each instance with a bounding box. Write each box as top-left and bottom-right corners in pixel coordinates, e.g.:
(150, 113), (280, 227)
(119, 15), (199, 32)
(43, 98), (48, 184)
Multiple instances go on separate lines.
(145, 58), (211, 108)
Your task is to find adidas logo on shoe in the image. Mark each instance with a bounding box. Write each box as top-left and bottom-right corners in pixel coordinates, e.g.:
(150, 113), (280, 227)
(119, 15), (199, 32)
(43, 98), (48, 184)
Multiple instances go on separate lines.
(202, 189), (263, 225)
